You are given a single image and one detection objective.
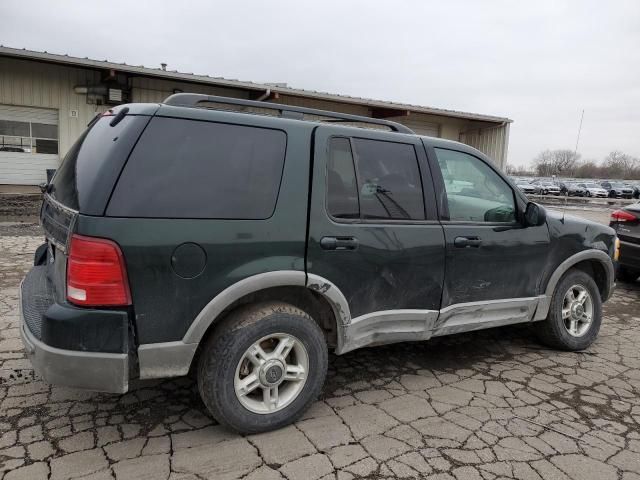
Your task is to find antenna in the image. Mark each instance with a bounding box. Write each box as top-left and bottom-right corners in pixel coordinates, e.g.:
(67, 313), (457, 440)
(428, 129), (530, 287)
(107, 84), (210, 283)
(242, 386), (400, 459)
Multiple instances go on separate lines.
(564, 109), (584, 224)
(574, 109), (584, 157)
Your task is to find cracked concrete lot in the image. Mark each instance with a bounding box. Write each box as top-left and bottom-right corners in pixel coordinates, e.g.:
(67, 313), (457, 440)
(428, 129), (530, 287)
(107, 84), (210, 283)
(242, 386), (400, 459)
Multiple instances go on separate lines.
(1, 221), (640, 480)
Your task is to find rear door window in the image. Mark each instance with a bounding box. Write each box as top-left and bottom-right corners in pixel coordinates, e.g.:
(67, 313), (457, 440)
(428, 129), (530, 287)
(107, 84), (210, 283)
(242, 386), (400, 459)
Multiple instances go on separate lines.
(107, 117), (287, 219)
(327, 138), (360, 219)
(353, 139), (425, 220)
(326, 137), (425, 221)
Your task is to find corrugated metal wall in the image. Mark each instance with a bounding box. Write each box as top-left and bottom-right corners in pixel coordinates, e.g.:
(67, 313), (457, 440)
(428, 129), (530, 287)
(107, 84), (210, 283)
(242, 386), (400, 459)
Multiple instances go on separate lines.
(393, 114), (439, 137)
(0, 56), (511, 184)
(459, 123), (510, 169)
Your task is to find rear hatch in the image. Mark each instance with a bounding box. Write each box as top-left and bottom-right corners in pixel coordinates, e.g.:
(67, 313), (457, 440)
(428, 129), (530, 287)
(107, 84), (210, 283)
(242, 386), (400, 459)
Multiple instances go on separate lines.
(23, 105), (157, 339)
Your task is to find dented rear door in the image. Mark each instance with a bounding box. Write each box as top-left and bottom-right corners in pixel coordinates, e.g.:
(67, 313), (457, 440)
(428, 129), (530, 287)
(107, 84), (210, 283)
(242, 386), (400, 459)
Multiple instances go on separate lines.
(306, 126), (445, 320)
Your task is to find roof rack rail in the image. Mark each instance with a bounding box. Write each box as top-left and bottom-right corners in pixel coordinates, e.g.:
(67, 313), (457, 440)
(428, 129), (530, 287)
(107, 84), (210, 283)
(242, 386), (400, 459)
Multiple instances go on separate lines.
(163, 93), (415, 134)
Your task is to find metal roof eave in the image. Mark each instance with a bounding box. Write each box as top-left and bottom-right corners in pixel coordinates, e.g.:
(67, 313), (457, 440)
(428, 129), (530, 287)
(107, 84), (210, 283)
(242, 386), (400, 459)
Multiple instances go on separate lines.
(0, 45), (512, 124)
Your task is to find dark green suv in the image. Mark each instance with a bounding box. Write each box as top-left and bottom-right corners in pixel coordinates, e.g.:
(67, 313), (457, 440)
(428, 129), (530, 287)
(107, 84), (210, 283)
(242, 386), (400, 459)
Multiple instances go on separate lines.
(20, 94), (617, 433)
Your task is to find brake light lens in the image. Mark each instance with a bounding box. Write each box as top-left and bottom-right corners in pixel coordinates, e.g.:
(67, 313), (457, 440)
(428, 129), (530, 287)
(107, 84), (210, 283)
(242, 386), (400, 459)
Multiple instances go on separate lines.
(67, 234), (131, 306)
(611, 209), (637, 222)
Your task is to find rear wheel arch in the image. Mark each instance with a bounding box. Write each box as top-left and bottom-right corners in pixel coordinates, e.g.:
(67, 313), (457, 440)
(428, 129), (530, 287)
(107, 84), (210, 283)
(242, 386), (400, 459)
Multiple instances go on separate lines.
(186, 275), (349, 375)
(195, 286), (339, 354)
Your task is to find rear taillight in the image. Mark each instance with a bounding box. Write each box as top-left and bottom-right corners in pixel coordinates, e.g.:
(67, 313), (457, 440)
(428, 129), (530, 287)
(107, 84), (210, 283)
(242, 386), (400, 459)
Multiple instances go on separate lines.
(611, 209), (638, 223)
(67, 234), (131, 307)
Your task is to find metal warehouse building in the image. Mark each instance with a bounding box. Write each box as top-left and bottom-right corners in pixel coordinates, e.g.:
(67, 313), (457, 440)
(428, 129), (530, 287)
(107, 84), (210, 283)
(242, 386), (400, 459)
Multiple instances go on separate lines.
(0, 46), (512, 185)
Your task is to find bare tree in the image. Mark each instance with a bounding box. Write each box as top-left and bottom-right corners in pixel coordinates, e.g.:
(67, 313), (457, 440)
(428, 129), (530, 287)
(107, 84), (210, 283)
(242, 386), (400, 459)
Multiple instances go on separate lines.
(603, 151), (639, 179)
(533, 149), (580, 177)
(528, 150), (640, 180)
(506, 164), (533, 176)
(573, 160), (601, 179)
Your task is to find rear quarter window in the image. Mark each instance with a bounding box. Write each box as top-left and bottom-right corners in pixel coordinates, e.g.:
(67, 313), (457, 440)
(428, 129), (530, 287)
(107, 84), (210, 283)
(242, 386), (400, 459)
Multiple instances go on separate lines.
(106, 117), (287, 219)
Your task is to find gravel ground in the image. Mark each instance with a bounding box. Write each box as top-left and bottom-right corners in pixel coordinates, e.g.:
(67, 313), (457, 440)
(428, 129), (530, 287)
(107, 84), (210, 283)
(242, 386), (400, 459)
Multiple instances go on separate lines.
(1, 220), (639, 480)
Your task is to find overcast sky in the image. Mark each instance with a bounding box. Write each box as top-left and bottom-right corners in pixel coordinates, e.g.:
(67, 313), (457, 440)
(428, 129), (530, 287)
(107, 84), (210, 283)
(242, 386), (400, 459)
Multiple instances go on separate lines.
(2, 0), (639, 166)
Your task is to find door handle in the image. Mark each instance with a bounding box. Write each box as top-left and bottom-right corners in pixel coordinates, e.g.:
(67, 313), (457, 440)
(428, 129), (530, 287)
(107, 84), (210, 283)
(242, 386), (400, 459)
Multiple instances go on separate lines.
(320, 236), (359, 251)
(454, 236), (482, 248)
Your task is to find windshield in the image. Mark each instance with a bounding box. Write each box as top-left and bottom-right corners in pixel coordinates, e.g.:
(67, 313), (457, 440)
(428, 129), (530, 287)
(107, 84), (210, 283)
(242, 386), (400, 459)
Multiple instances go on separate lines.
(585, 183), (600, 188)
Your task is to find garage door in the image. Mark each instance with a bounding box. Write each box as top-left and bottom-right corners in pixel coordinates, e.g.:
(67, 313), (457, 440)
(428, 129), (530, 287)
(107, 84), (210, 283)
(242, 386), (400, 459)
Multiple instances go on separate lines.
(0, 105), (59, 185)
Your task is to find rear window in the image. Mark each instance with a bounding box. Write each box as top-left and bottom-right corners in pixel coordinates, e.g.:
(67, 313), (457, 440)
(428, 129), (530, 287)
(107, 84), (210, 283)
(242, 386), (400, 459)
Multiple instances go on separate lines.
(49, 115), (150, 212)
(106, 117), (287, 219)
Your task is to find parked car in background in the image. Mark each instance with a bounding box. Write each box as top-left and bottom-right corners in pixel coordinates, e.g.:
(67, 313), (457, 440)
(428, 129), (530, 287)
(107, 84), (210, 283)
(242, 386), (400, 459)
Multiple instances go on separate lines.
(609, 204), (640, 282)
(629, 184), (640, 199)
(566, 183), (587, 196)
(537, 181), (561, 195)
(515, 180), (537, 195)
(559, 181), (585, 196)
(578, 182), (608, 197)
(601, 181), (634, 199)
(20, 94), (617, 434)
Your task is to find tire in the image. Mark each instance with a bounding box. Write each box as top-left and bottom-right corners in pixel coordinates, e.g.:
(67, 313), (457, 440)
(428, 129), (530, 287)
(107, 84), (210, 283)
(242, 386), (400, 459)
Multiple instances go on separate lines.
(536, 269), (602, 351)
(617, 265), (639, 283)
(197, 301), (328, 434)
(586, 191), (592, 197)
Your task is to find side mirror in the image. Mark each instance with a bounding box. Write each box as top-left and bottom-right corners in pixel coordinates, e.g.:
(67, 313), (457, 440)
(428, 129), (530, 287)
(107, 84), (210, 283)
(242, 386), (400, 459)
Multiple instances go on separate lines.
(524, 202), (546, 227)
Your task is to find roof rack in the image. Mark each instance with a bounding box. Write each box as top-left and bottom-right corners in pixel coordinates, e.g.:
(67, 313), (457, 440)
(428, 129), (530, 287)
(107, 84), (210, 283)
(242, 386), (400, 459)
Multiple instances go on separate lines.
(163, 93), (415, 134)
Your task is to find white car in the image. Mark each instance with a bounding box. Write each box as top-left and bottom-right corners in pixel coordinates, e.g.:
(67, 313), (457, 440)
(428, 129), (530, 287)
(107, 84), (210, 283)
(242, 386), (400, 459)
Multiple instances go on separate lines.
(577, 183), (608, 197)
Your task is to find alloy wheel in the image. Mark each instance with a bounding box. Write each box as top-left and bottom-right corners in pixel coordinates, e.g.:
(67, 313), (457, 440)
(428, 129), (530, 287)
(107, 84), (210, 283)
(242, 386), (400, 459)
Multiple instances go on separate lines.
(561, 284), (593, 337)
(234, 333), (309, 414)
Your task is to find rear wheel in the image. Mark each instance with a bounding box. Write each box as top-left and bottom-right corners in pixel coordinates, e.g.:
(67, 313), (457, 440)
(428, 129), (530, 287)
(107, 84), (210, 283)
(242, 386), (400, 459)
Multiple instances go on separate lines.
(197, 302), (328, 434)
(537, 269), (602, 351)
(617, 265), (639, 283)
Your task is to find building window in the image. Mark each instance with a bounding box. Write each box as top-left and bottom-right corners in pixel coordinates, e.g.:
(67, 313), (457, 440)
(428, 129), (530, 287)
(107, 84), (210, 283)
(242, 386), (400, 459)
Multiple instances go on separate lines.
(0, 120), (59, 154)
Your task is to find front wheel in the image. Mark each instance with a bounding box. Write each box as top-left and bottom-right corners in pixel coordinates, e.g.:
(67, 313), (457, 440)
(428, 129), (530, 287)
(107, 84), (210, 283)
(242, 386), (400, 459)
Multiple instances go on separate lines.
(536, 269), (602, 351)
(197, 302), (328, 434)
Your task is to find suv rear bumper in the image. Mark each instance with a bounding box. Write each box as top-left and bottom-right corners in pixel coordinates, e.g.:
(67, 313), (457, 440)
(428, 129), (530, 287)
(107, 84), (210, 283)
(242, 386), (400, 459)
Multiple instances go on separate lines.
(19, 269), (130, 394)
(20, 314), (129, 394)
